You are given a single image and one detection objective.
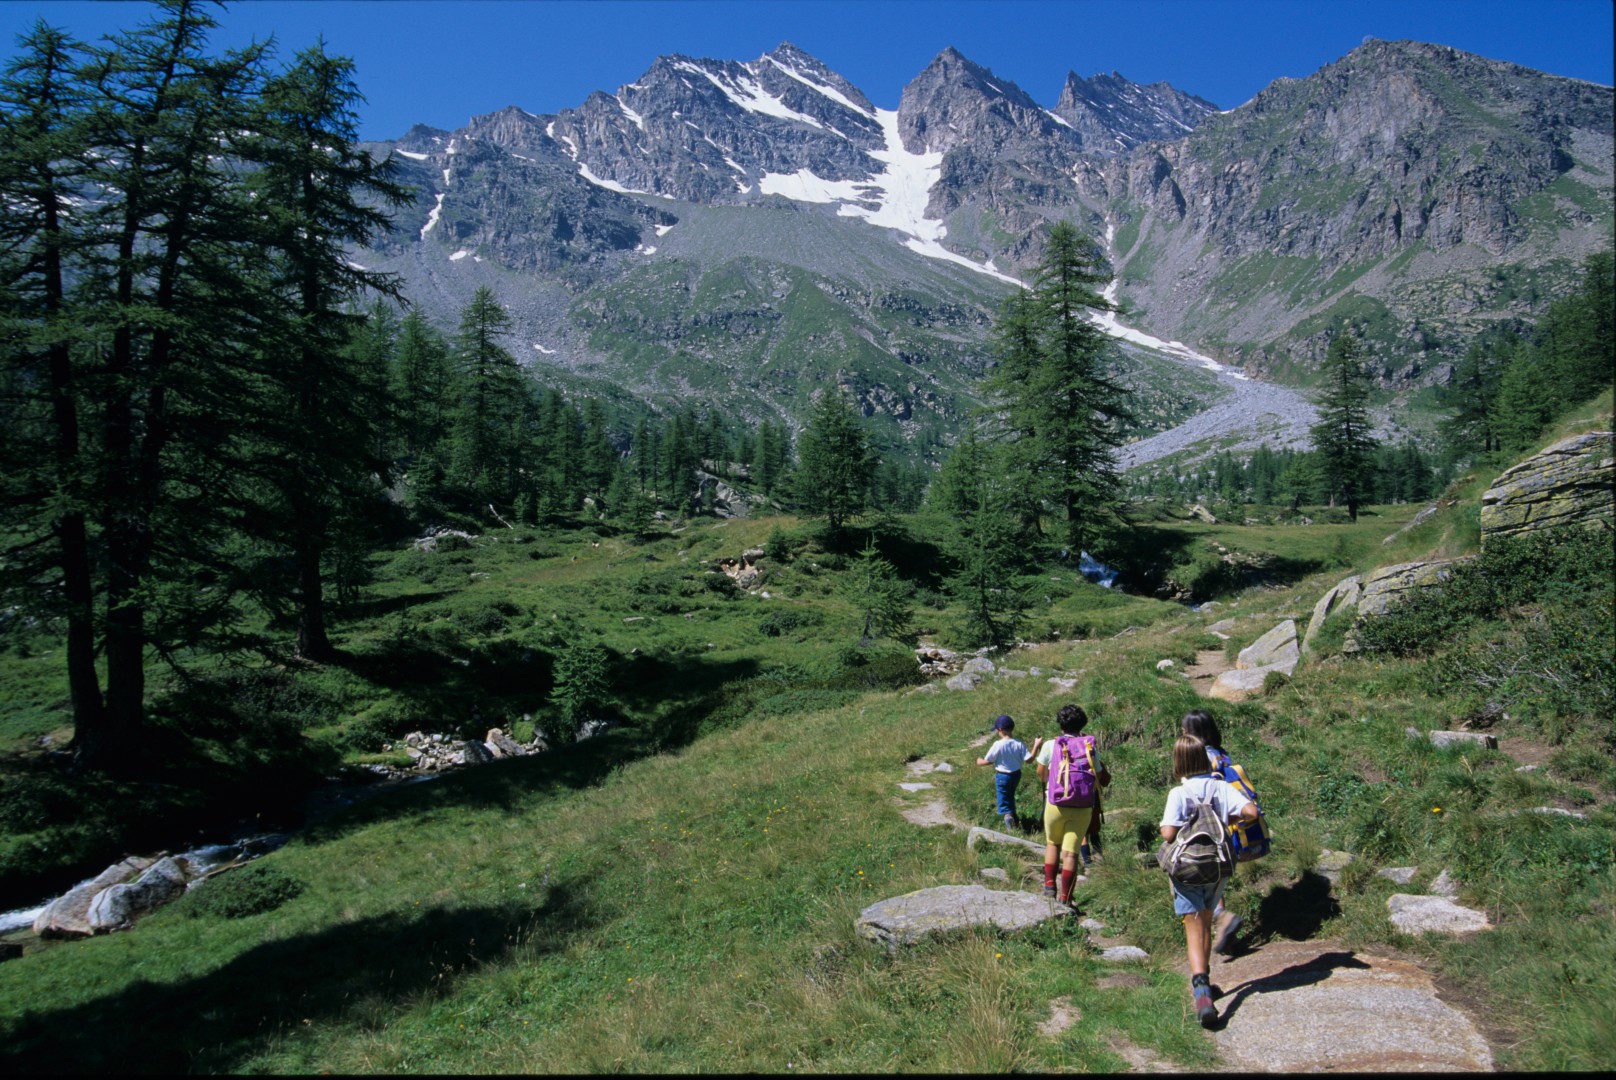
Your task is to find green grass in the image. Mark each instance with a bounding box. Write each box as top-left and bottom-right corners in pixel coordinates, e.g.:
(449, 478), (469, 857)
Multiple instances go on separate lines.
(2, 465), (1611, 1071)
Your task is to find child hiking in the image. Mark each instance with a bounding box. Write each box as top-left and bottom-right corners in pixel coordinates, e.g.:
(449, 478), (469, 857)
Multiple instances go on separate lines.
(1181, 709), (1268, 955)
(975, 714), (1032, 830)
(1033, 704), (1110, 904)
(1159, 733), (1258, 1028)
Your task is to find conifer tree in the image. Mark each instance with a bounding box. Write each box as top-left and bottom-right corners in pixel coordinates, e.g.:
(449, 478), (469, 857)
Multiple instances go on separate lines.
(1308, 331), (1378, 521)
(447, 286), (525, 511)
(981, 222), (1132, 552)
(845, 538), (913, 643)
(794, 390), (877, 535)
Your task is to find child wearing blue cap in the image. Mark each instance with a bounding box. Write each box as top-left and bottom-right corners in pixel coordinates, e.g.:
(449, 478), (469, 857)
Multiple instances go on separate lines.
(975, 714), (1033, 830)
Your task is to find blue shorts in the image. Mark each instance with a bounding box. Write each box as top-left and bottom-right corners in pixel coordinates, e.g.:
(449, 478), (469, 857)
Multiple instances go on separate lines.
(1170, 875), (1227, 916)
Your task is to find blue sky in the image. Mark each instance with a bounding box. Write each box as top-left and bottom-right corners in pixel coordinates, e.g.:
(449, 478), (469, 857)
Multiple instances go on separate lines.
(4, 1), (1612, 140)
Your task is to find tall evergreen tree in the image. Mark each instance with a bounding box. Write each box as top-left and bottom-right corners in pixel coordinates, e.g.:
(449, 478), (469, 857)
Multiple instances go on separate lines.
(794, 390), (877, 535)
(981, 222), (1132, 552)
(1309, 331), (1378, 521)
(247, 43), (408, 659)
(446, 286), (525, 511)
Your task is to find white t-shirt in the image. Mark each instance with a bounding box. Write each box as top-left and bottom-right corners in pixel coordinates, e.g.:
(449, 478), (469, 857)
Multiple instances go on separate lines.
(983, 736), (1031, 773)
(1160, 775), (1252, 829)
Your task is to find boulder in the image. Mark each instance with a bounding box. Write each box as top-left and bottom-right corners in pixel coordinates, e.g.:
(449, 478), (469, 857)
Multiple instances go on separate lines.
(1302, 575), (1361, 652)
(1189, 504), (1217, 523)
(1208, 666), (1287, 702)
(486, 728), (523, 758)
(34, 856), (156, 939)
(1480, 431), (1614, 541)
(462, 740), (496, 765)
(85, 856), (189, 932)
(961, 657), (996, 676)
(945, 672), (982, 691)
(1236, 620), (1299, 673)
(1386, 894), (1492, 935)
(1354, 559), (1466, 619)
(1428, 730), (1498, 751)
(1376, 867), (1418, 885)
(857, 884), (1066, 948)
(979, 867), (1010, 882)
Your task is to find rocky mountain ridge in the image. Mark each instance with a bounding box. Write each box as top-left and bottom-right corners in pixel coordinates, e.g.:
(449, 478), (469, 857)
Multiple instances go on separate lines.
(356, 37), (1611, 455)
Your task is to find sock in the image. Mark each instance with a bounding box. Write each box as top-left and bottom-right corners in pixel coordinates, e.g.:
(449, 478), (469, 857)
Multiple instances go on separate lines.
(1043, 862), (1057, 889)
(1191, 972), (1209, 989)
(1057, 868), (1076, 900)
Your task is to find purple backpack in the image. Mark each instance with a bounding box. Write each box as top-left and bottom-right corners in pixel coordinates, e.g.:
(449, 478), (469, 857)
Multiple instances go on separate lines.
(1046, 735), (1098, 808)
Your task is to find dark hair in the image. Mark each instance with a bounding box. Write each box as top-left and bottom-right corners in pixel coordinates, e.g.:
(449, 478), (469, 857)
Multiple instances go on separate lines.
(1173, 735), (1209, 781)
(1056, 704), (1088, 734)
(1181, 709), (1222, 749)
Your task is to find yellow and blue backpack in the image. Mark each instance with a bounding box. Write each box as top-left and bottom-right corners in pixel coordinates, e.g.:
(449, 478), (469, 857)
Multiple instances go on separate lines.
(1210, 748), (1271, 861)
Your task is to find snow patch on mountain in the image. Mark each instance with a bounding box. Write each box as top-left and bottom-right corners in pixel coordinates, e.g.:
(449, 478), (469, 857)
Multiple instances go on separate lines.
(763, 55), (876, 119)
(533, 343), (556, 355)
(618, 95), (646, 131)
(578, 162), (654, 196)
(450, 249), (470, 261)
(673, 60), (825, 129)
(393, 148), (428, 161)
(420, 192), (445, 239)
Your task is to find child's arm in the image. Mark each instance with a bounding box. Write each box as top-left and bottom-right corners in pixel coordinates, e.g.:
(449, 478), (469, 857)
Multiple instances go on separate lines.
(1228, 799), (1258, 825)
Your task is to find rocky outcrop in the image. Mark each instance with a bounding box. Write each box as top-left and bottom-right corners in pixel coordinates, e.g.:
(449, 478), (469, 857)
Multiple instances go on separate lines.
(1355, 559), (1468, 618)
(1303, 575), (1361, 652)
(85, 857), (189, 932)
(1480, 431), (1614, 541)
(1236, 620), (1299, 672)
(1386, 894), (1493, 934)
(33, 857), (157, 938)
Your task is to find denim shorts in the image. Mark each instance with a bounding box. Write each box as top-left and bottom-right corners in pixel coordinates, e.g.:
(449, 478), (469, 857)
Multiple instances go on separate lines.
(1169, 874), (1227, 916)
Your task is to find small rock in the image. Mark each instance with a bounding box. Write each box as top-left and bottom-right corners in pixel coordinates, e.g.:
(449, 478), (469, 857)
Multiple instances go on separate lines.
(1376, 867), (1418, 885)
(1429, 869), (1460, 897)
(979, 867), (1010, 882)
(1427, 730), (1499, 750)
(1514, 764), (1540, 773)
(1047, 677), (1078, 690)
(932, 762), (953, 773)
(962, 658), (996, 675)
(897, 782), (935, 792)
(1387, 894), (1492, 935)
(1530, 806), (1587, 820)
(997, 668), (1028, 679)
(946, 673), (982, 691)
(1207, 618), (1237, 634)
(1155, 659), (1175, 671)
(1079, 917), (1107, 932)
(1099, 945), (1150, 963)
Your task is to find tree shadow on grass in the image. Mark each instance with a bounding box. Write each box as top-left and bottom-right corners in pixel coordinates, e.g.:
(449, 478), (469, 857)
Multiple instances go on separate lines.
(0, 881), (594, 1074)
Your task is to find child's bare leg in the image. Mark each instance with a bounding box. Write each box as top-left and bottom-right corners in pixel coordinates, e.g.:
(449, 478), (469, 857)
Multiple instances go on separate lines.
(1184, 910), (1214, 977)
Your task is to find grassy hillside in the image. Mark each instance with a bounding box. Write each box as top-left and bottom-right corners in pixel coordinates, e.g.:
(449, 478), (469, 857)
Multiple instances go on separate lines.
(1, 417), (1611, 1070)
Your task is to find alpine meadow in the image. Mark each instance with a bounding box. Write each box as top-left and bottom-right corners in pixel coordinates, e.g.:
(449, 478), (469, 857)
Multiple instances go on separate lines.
(1, 0), (1612, 1073)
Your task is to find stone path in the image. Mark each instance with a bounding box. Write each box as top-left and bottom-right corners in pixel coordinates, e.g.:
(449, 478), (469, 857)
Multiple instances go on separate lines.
(1207, 940), (1493, 1071)
(881, 742), (1497, 1072)
(1182, 648), (1233, 698)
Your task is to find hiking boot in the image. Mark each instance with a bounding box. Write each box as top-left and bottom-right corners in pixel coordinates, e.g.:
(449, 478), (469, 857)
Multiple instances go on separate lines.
(1211, 911), (1242, 955)
(1002, 813), (1018, 831)
(1042, 885), (1057, 898)
(1193, 983), (1217, 1027)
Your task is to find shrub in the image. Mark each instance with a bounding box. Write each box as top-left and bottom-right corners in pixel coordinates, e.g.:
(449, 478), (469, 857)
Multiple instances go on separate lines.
(757, 609), (823, 638)
(182, 862), (304, 919)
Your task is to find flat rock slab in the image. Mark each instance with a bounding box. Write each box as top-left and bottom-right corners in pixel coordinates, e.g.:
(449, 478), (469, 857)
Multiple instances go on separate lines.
(1212, 939), (1492, 1072)
(1387, 894), (1493, 935)
(897, 797), (967, 830)
(856, 885), (1067, 948)
(1376, 867), (1418, 885)
(966, 826), (1047, 856)
(896, 782), (935, 792)
(1208, 664), (1288, 702)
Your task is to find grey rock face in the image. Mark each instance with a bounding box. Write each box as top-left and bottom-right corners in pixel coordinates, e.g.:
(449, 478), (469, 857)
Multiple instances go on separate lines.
(1303, 575), (1361, 652)
(34, 857), (156, 939)
(1387, 893), (1492, 934)
(1480, 431), (1614, 540)
(85, 857), (189, 932)
(857, 884), (1066, 947)
(1236, 619), (1299, 673)
(966, 826), (1047, 857)
(1208, 665), (1287, 702)
(1053, 71), (1217, 155)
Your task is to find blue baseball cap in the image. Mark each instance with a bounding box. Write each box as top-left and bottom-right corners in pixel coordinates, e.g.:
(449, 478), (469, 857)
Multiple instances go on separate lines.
(993, 714), (1014, 732)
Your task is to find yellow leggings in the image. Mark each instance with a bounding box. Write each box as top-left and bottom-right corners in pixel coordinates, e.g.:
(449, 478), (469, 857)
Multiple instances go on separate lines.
(1043, 803), (1094, 855)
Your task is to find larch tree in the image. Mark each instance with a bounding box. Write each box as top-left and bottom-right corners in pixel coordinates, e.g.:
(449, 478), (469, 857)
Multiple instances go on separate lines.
(1309, 330), (1378, 522)
(793, 390), (877, 535)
